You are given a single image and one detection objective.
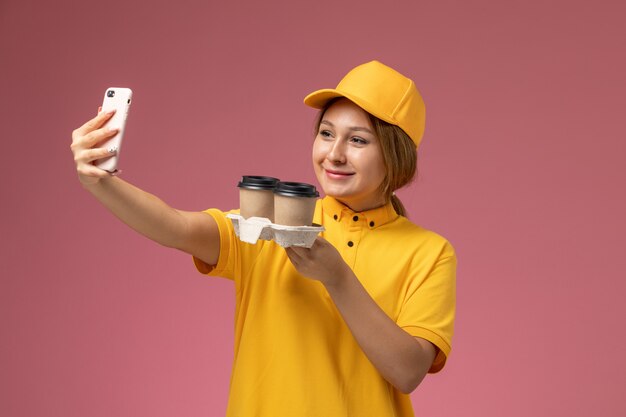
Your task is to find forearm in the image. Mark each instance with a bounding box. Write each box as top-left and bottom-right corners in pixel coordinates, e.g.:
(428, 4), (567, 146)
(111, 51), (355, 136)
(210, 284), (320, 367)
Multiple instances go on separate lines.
(83, 176), (188, 249)
(324, 269), (434, 394)
(285, 238), (436, 392)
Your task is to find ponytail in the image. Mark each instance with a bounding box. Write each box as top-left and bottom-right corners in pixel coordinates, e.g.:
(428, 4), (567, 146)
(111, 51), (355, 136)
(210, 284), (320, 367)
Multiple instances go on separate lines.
(391, 194), (407, 217)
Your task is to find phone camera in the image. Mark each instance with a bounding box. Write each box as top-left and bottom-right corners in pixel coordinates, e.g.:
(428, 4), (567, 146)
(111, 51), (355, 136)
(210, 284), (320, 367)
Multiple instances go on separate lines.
(107, 90), (115, 98)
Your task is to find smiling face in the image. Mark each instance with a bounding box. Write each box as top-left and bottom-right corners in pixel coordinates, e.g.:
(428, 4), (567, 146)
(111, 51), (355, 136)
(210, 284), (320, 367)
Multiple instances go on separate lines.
(312, 98), (387, 212)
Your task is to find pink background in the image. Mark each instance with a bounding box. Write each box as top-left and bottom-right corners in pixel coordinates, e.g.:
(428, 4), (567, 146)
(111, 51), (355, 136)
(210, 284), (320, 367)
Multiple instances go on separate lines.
(1, 0), (625, 416)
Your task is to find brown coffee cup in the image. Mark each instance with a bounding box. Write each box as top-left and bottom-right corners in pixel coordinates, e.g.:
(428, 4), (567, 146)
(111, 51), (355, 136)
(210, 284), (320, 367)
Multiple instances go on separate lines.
(238, 176), (280, 221)
(273, 182), (320, 226)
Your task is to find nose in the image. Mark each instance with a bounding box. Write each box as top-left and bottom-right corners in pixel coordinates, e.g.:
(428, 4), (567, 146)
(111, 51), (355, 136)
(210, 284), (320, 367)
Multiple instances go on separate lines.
(327, 139), (346, 164)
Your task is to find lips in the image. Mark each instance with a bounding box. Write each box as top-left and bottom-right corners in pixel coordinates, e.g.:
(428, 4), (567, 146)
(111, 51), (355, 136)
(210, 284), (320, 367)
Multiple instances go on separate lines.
(323, 167), (355, 179)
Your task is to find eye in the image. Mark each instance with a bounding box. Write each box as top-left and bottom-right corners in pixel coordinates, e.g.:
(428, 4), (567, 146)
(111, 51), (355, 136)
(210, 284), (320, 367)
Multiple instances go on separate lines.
(319, 130), (333, 139)
(350, 136), (368, 145)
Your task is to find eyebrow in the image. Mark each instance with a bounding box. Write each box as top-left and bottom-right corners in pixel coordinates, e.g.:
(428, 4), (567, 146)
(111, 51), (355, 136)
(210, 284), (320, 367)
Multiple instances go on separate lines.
(320, 120), (374, 135)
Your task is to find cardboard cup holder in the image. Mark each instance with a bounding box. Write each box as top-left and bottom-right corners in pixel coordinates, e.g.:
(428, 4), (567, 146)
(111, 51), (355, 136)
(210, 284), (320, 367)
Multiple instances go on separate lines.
(226, 214), (324, 248)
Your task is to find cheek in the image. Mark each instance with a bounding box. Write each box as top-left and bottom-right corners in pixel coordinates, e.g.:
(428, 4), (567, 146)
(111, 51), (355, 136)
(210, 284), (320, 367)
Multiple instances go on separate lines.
(375, 155), (386, 178)
(364, 151), (387, 186)
(311, 141), (326, 183)
(311, 138), (326, 164)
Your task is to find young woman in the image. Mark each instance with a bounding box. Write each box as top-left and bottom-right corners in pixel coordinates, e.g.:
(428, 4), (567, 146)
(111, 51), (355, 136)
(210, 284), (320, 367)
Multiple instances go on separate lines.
(71, 61), (456, 417)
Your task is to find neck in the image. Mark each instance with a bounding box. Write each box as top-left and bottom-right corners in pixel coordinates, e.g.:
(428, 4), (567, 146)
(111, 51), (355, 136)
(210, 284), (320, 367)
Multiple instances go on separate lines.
(332, 196), (388, 213)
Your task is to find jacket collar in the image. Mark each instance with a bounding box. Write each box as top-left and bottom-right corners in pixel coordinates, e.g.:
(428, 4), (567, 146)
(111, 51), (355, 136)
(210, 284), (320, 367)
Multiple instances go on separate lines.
(320, 196), (398, 229)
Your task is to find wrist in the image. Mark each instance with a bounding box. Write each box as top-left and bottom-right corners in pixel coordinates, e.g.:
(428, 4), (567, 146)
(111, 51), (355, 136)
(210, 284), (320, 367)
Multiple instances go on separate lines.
(324, 263), (355, 293)
(80, 177), (101, 189)
(80, 173), (113, 192)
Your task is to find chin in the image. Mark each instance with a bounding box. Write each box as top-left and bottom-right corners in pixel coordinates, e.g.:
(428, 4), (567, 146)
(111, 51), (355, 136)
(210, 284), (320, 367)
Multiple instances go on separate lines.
(319, 183), (351, 198)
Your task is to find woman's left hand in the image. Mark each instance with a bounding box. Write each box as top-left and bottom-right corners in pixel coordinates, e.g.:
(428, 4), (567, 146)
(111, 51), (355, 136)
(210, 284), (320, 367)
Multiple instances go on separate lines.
(285, 237), (350, 287)
(287, 235), (436, 393)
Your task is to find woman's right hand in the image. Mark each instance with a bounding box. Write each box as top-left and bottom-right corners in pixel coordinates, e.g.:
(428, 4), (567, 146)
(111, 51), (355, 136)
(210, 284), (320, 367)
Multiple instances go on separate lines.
(70, 108), (119, 186)
(69, 107), (221, 265)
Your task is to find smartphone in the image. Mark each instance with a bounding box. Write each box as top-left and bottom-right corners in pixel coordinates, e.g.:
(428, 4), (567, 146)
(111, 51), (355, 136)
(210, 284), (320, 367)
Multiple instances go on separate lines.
(95, 87), (133, 172)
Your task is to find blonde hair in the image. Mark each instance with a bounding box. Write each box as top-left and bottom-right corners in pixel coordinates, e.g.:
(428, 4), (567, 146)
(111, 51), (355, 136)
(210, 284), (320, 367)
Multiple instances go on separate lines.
(314, 99), (418, 217)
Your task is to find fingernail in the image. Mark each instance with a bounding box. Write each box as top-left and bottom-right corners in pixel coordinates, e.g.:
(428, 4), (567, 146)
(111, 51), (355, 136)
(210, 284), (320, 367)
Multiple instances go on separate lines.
(108, 146), (118, 153)
(106, 109), (116, 115)
(107, 126), (118, 133)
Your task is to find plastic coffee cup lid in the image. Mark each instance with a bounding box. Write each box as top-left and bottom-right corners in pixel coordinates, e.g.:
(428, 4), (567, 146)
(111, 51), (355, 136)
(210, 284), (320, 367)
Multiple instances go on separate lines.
(237, 176), (280, 190)
(274, 181), (320, 198)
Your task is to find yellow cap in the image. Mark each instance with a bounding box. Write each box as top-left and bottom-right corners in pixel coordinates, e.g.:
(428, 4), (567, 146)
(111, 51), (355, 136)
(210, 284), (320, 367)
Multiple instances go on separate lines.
(304, 60), (426, 148)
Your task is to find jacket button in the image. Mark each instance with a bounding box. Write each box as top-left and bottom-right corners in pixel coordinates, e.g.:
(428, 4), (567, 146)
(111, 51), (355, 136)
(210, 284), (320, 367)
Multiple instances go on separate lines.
(353, 215), (359, 221)
(333, 214), (338, 220)
(369, 221), (375, 227)
(347, 241), (354, 247)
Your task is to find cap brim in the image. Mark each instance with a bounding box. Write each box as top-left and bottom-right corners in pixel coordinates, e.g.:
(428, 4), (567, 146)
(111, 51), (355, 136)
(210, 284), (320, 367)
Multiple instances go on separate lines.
(303, 89), (346, 109)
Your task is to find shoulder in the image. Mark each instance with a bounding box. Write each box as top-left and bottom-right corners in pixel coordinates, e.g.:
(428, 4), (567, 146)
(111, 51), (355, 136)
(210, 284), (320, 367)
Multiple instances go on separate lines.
(385, 216), (456, 259)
